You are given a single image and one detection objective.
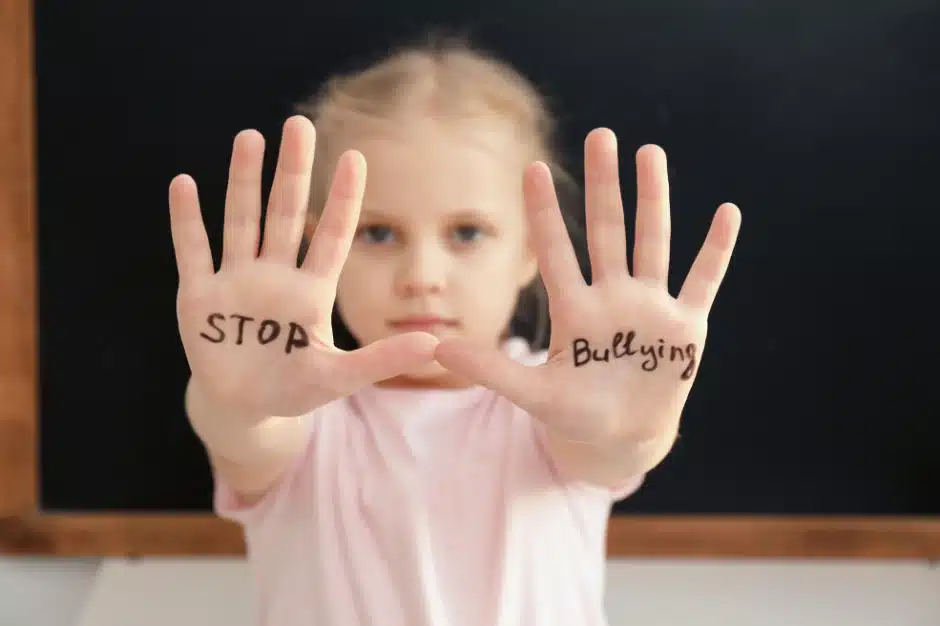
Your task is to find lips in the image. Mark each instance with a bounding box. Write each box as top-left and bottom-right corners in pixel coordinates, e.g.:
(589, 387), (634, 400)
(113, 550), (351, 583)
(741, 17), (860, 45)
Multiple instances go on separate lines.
(388, 316), (458, 332)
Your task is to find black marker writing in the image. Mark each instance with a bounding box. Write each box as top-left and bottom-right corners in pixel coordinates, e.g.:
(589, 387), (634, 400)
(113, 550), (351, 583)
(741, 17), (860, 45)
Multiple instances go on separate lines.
(200, 313), (226, 343)
(231, 314), (254, 344)
(573, 331), (697, 380)
(258, 320), (280, 345)
(199, 313), (311, 354)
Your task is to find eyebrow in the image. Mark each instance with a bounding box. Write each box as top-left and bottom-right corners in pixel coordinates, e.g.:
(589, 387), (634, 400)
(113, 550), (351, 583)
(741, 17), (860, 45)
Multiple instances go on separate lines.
(357, 209), (390, 222)
(448, 208), (496, 223)
(358, 208), (497, 223)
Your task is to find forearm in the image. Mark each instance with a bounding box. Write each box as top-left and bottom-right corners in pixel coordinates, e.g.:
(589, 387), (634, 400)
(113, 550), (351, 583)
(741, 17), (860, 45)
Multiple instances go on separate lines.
(185, 379), (308, 501)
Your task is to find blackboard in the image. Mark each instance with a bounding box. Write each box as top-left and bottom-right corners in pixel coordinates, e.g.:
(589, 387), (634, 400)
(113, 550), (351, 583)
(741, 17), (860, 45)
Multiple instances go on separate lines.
(17, 0), (940, 556)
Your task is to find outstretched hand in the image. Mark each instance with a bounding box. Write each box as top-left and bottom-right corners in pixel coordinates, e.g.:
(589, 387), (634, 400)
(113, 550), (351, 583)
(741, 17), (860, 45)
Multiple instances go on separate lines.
(170, 116), (438, 421)
(435, 128), (741, 448)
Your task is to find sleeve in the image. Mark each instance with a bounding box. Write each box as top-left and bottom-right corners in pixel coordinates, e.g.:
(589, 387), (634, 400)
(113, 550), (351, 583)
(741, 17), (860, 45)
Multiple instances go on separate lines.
(213, 410), (320, 528)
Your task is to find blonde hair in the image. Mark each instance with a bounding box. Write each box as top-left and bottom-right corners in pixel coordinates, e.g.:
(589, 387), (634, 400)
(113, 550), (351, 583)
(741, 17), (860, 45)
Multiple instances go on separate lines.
(295, 34), (585, 348)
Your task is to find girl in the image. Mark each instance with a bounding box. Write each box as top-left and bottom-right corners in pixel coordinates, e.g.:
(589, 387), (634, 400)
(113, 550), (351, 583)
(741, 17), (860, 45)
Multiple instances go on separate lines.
(169, 38), (741, 626)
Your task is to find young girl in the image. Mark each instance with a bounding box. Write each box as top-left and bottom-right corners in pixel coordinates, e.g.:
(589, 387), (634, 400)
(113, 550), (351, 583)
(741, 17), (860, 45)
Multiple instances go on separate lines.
(168, 38), (740, 626)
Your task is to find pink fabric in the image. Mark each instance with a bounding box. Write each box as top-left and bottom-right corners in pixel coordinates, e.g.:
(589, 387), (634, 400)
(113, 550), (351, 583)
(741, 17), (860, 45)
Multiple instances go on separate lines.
(215, 337), (644, 626)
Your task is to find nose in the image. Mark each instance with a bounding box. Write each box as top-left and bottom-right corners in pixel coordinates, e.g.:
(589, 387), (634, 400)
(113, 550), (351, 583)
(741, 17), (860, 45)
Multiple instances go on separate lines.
(395, 240), (448, 298)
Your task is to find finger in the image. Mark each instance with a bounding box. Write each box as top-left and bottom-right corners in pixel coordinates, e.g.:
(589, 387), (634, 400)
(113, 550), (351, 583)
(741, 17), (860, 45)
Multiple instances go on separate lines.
(678, 202), (742, 311)
(523, 162), (586, 302)
(434, 338), (548, 414)
(222, 129), (265, 267)
(330, 331), (439, 389)
(260, 116), (316, 264)
(301, 150), (366, 287)
(169, 174), (214, 284)
(633, 144), (671, 285)
(584, 128), (627, 282)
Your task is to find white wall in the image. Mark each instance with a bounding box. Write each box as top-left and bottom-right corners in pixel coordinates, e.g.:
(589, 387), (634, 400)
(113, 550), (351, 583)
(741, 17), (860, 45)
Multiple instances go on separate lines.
(1, 558), (937, 626)
(0, 559), (99, 626)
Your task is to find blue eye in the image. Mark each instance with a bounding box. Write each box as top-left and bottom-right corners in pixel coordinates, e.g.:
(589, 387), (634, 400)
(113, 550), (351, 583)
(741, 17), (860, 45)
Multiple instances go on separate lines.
(453, 225), (482, 243)
(359, 225), (394, 244)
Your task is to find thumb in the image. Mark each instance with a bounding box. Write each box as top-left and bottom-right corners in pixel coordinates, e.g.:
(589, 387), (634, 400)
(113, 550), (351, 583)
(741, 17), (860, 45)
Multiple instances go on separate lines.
(333, 331), (439, 387)
(434, 338), (547, 413)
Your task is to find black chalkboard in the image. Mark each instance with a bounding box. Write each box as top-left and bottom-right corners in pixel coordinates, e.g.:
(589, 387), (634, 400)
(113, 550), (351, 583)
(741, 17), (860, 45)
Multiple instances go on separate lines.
(37, 0), (940, 516)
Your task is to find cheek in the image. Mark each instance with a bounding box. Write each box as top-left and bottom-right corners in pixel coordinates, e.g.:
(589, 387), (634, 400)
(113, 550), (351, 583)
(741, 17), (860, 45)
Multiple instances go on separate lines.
(470, 238), (531, 287)
(336, 257), (392, 322)
(454, 245), (528, 309)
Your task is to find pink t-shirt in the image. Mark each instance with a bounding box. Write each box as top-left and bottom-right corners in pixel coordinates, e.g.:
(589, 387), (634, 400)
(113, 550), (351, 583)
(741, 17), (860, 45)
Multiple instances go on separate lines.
(215, 337), (643, 626)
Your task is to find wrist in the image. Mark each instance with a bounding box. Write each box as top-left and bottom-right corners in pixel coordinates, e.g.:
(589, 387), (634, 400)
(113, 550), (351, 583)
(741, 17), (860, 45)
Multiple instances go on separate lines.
(185, 376), (263, 424)
(185, 377), (271, 460)
(605, 426), (678, 474)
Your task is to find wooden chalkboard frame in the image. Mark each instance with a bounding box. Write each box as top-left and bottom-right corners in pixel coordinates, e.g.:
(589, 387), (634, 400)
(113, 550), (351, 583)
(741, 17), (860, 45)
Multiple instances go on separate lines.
(2, 0), (939, 559)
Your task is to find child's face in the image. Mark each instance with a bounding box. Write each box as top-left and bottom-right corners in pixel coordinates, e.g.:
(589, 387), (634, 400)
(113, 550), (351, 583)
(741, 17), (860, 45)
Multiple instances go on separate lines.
(334, 116), (538, 385)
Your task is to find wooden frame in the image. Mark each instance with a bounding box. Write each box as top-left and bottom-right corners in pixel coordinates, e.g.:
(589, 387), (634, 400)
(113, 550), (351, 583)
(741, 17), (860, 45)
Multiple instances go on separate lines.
(2, 0), (939, 559)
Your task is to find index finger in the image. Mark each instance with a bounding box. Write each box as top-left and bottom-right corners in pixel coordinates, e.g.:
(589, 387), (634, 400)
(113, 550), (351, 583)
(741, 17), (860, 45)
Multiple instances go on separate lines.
(523, 162), (586, 302)
(300, 150), (367, 287)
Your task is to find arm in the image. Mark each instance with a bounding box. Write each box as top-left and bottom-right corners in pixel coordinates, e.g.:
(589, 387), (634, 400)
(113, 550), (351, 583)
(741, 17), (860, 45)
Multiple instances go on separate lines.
(185, 378), (309, 506)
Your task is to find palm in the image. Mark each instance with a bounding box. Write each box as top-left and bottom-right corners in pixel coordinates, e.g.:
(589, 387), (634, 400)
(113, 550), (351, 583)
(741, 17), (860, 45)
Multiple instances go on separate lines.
(169, 116), (437, 420)
(176, 262), (339, 417)
(533, 276), (704, 443)
(436, 129), (741, 445)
